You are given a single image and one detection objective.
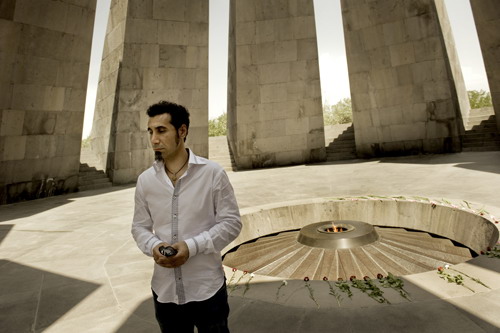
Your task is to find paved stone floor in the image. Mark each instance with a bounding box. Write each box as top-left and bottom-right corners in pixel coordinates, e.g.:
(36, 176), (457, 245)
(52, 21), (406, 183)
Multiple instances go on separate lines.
(1, 151), (499, 332)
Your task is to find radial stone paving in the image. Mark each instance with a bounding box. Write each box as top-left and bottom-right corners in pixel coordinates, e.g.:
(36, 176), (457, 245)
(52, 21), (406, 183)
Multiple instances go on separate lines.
(223, 227), (473, 280)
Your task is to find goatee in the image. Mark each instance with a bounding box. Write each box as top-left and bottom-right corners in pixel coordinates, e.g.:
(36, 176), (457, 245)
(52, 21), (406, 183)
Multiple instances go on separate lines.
(155, 151), (163, 162)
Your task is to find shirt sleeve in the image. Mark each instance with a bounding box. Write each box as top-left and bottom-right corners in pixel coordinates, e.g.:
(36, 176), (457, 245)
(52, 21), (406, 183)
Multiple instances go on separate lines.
(185, 169), (242, 256)
(131, 177), (163, 256)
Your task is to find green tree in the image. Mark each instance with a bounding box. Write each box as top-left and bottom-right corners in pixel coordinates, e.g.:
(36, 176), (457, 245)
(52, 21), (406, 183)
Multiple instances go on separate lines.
(323, 98), (352, 125)
(208, 113), (227, 137)
(468, 90), (492, 109)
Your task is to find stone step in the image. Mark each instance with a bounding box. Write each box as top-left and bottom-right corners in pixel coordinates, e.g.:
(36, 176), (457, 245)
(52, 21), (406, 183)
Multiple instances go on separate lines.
(77, 182), (113, 192)
(79, 169), (108, 179)
(467, 122), (498, 132)
(327, 145), (356, 153)
(463, 140), (500, 148)
(462, 112), (499, 151)
(328, 140), (356, 148)
(463, 145), (500, 152)
(468, 106), (495, 118)
(325, 124), (357, 161)
(79, 176), (112, 185)
(78, 162), (112, 192)
(324, 123), (353, 142)
(326, 152), (357, 161)
(209, 136), (237, 171)
(331, 133), (355, 141)
(463, 131), (500, 138)
(467, 115), (495, 125)
(79, 163), (97, 172)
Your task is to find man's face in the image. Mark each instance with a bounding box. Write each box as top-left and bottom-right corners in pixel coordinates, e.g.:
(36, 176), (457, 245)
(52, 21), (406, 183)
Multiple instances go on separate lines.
(147, 113), (183, 159)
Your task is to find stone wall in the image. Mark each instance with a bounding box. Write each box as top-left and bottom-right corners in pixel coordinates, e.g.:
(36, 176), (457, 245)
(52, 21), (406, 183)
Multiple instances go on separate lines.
(90, 0), (209, 184)
(0, 0), (96, 204)
(341, 0), (468, 157)
(470, 0), (500, 132)
(227, 0), (326, 169)
(1, 0), (499, 205)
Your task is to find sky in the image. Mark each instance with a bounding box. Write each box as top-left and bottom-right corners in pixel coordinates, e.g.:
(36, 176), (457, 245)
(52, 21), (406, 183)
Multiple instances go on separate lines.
(83, 0), (490, 138)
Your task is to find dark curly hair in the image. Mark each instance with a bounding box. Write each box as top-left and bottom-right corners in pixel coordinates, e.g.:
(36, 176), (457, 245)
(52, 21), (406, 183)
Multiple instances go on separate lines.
(146, 101), (190, 141)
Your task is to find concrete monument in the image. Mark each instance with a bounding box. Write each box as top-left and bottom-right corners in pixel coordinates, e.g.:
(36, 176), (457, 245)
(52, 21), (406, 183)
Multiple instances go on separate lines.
(227, 0), (326, 169)
(0, 0), (96, 204)
(341, 0), (469, 157)
(90, 0), (209, 183)
(470, 0), (500, 132)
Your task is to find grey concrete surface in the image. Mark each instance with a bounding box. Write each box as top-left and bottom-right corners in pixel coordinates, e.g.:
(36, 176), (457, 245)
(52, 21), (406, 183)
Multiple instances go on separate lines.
(1, 151), (499, 332)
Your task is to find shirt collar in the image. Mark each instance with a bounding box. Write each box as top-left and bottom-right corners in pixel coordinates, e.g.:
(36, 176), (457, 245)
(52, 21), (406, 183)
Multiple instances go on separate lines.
(153, 148), (206, 173)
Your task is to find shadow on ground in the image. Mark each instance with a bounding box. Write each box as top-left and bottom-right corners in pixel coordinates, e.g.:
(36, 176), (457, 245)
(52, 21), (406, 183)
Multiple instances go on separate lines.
(113, 260), (499, 333)
(114, 298), (159, 333)
(0, 184), (135, 222)
(310, 152), (500, 175)
(0, 260), (100, 332)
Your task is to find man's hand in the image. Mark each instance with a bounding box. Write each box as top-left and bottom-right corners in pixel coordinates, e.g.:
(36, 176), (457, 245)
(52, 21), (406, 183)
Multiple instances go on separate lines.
(152, 242), (189, 268)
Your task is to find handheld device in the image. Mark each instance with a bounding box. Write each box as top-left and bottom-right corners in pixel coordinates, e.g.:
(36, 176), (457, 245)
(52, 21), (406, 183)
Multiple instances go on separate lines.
(159, 245), (178, 257)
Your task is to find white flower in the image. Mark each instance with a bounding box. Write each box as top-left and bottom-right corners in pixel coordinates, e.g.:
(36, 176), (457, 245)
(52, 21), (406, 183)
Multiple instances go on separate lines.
(250, 273), (255, 277)
(283, 280), (288, 286)
(444, 264), (450, 269)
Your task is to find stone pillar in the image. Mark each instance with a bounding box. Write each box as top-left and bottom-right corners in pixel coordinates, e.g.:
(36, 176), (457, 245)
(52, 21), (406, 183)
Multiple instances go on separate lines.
(91, 0), (209, 184)
(0, 0), (96, 204)
(227, 0), (325, 169)
(470, 0), (500, 132)
(341, 0), (468, 157)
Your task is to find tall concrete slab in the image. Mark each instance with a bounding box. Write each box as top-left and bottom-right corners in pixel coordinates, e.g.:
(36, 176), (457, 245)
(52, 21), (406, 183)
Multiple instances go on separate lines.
(90, 0), (209, 184)
(0, 0), (96, 204)
(227, 0), (326, 169)
(470, 0), (500, 132)
(341, 0), (468, 157)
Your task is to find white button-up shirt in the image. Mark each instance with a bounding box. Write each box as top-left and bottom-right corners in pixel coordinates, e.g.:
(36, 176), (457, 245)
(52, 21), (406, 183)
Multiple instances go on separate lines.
(132, 150), (242, 304)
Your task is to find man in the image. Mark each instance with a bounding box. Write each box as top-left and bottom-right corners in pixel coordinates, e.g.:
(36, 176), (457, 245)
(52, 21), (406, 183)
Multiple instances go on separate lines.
(132, 101), (242, 332)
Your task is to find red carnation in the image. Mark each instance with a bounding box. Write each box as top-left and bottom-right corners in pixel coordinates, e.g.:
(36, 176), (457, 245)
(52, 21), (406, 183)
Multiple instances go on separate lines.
(337, 278), (343, 282)
(232, 268), (237, 272)
(377, 273), (384, 279)
(304, 277), (310, 282)
(350, 275), (356, 281)
(323, 277), (328, 281)
(437, 266), (444, 272)
(363, 276), (370, 281)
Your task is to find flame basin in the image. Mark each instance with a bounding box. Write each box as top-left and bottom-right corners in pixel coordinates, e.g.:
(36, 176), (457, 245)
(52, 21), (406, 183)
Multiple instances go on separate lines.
(297, 220), (379, 249)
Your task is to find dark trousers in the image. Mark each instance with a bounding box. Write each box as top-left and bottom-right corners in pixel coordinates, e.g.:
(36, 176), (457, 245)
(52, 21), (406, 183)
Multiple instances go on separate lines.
(152, 283), (230, 333)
